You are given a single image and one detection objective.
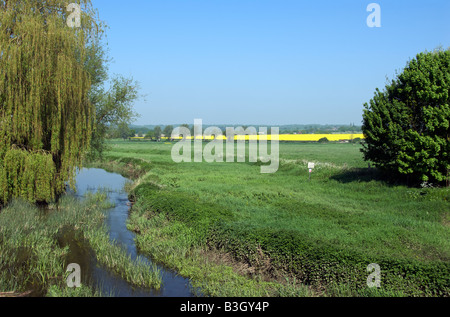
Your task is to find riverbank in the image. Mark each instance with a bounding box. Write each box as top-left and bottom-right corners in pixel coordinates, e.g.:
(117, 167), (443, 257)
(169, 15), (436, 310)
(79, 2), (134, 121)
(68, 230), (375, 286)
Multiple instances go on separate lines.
(92, 140), (450, 297)
(88, 159), (311, 297)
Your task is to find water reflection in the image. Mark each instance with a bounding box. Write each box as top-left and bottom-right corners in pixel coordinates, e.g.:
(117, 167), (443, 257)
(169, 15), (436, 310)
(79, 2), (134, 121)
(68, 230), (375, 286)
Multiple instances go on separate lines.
(70, 168), (194, 297)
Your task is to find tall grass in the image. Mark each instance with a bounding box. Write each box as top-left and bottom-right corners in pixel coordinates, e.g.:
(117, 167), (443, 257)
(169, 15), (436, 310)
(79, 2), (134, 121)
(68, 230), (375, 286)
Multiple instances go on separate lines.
(85, 226), (161, 289)
(0, 190), (162, 296)
(0, 199), (71, 295)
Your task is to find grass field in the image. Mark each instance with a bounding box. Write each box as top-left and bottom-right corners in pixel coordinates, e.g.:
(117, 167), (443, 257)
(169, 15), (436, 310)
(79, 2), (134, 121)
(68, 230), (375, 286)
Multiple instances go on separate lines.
(94, 140), (450, 297)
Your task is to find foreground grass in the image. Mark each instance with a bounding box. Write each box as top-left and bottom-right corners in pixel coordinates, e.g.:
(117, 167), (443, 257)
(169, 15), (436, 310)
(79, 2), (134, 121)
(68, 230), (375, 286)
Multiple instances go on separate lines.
(0, 191), (161, 296)
(97, 140), (449, 297)
(127, 201), (313, 297)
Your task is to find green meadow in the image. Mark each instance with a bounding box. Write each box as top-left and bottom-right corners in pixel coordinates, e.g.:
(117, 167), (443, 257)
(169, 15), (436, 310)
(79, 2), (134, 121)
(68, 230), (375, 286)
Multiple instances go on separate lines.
(92, 140), (450, 297)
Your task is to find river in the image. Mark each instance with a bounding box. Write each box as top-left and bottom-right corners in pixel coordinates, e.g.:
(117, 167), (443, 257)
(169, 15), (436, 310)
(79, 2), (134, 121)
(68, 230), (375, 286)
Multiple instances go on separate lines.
(70, 168), (194, 297)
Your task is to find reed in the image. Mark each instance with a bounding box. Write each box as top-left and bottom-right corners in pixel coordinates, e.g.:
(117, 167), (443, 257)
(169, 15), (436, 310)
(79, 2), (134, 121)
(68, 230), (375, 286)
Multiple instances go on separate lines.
(85, 227), (162, 290)
(0, 190), (161, 296)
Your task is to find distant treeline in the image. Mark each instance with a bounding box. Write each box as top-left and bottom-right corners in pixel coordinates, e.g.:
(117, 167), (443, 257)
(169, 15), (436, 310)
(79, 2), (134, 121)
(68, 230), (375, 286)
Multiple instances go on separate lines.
(123, 124), (362, 139)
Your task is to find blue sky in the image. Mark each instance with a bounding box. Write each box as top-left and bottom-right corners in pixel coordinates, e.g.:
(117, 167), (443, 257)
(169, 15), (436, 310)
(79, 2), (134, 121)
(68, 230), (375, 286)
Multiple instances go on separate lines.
(91, 0), (450, 126)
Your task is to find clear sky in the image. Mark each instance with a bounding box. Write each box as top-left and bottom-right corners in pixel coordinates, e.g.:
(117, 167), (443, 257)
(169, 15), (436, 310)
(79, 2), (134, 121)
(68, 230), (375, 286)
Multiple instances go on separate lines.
(91, 0), (450, 126)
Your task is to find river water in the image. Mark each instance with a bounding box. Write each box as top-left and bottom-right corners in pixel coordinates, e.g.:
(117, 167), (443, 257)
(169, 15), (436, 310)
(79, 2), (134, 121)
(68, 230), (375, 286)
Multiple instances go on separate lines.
(70, 168), (194, 297)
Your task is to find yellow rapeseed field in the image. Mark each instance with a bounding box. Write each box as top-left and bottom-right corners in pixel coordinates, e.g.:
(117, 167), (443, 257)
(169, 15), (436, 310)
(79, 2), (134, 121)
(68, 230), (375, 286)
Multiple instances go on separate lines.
(131, 134), (365, 142)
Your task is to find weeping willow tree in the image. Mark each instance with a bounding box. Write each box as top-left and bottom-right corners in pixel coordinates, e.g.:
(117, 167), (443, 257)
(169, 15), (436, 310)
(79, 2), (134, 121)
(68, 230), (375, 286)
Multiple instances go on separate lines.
(0, 0), (103, 204)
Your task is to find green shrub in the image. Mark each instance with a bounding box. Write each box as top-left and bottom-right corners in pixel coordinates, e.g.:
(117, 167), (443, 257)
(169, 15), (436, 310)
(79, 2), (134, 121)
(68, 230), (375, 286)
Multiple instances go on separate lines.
(362, 49), (450, 186)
